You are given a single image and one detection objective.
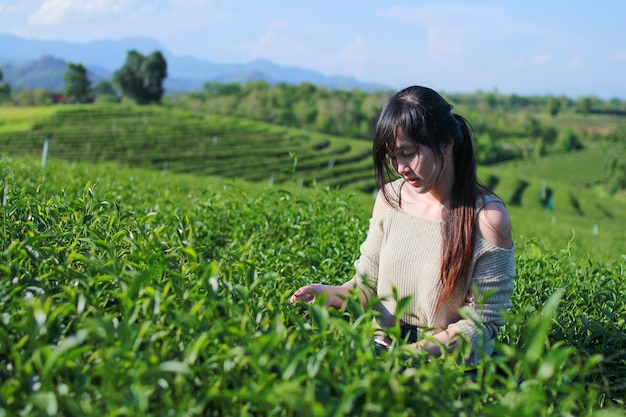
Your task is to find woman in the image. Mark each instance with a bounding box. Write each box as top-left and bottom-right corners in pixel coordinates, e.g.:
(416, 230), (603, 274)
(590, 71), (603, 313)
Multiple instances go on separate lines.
(290, 86), (515, 364)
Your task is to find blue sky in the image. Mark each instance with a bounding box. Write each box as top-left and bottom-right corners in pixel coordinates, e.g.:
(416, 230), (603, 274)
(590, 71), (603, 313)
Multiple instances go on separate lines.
(1, 0), (625, 98)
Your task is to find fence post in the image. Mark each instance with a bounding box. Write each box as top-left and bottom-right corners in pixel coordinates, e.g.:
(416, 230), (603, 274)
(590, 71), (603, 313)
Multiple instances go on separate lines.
(42, 133), (52, 168)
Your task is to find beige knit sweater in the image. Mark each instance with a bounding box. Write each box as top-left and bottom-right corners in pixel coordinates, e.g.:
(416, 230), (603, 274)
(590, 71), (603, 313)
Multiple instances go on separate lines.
(348, 179), (516, 361)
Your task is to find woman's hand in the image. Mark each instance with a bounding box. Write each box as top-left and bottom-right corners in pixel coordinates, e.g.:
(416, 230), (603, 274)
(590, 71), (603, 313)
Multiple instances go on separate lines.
(289, 284), (329, 304)
(290, 282), (366, 309)
(413, 326), (461, 357)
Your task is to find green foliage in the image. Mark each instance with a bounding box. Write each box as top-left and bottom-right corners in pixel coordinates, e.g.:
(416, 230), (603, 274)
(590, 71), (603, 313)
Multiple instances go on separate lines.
(605, 124), (626, 194)
(578, 97), (593, 115)
(64, 63), (92, 104)
(546, 96), (561, 117)
(557, 128), (583, 151)
(0, 156), (624, 416)
(167, 82), (626, 167)
(114, 50), (167, 105)
(93, 80), (117, 97)
(170, 82), (389, 141)
(0, 68), (10, 102)
(11, 88), (53, 107)
(607, 157), (626, 195)
(92, 80), (120, 104)
(203, 81), (242, 97)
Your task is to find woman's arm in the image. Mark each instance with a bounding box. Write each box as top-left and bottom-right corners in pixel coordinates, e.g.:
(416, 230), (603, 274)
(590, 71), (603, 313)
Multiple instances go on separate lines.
(290, 188), (391, 309)
(289, 282), (368, 308)
(448, 200), (516, 354)
(420, 200), (515, 357)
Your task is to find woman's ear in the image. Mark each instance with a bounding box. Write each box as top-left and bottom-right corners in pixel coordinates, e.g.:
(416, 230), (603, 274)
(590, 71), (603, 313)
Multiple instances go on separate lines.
(443, 140), (454, 156)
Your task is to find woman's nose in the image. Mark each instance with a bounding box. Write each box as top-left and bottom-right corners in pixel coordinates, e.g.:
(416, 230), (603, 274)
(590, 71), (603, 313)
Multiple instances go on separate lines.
(396, 160), (411, 174)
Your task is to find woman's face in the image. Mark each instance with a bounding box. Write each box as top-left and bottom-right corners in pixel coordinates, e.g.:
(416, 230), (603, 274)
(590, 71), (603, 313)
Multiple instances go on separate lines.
(388, 136), (443, 193)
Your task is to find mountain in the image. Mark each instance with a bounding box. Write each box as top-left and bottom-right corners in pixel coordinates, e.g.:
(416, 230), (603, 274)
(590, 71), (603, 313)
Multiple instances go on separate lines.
(0, 33), (390, 93)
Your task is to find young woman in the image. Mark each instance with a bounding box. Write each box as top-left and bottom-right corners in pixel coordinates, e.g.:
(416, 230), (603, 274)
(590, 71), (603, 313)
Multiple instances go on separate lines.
(290, 85), (516, 364)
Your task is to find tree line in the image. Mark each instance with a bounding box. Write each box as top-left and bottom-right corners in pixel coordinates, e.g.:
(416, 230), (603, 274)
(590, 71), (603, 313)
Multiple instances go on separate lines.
(167, 81), (598, 162)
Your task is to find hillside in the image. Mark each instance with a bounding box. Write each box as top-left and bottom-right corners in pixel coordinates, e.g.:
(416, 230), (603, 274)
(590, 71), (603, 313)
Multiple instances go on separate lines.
(0, 104), (375, 192)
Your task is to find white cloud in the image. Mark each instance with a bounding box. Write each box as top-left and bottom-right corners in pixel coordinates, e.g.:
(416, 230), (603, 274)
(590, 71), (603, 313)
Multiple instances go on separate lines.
(568, 56), (582, 68)
(28, 0), (137, 25)
(425, 24), (462, 63)
(382, 4), (505, 22)
(252, 20), (288, 59)
(330, 35), (368, 77)
(530, 54), (553, 64)
(169, 0), (211, 6)
(614, 52), (626, 61)
(0, 4), (18, 13)
(379, 4), (551, 67)
(336, 36), (368, 64)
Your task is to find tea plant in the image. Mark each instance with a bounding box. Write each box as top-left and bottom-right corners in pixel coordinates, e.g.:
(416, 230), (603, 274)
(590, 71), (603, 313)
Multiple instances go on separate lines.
(0, 156), (624, 416)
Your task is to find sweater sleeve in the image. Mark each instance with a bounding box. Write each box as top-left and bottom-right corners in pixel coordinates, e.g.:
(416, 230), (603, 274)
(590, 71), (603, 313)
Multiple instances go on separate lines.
(451, 242), (516, 354)
(345, 215), (386, 303)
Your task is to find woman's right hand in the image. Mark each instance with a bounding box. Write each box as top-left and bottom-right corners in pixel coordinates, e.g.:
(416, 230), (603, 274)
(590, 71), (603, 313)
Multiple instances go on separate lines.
(290, 282), (363, 308)
(289, 284), (328, 304)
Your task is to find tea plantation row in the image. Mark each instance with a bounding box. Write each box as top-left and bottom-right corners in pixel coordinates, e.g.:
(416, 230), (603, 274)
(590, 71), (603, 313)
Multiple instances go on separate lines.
(0, 105), (375, 193)
(0, 156), (624, 416)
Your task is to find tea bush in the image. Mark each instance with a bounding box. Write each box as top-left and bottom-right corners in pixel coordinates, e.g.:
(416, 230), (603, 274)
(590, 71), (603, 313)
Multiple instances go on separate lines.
(0, 157), (624, 416)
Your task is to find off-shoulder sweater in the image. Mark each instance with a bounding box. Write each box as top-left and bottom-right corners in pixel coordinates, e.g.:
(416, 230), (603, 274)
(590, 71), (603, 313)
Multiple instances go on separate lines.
(348, 179), (516, 363)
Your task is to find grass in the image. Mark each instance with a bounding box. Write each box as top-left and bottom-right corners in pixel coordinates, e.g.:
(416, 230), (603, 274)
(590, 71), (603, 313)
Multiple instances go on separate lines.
(0, 106), (58, 133)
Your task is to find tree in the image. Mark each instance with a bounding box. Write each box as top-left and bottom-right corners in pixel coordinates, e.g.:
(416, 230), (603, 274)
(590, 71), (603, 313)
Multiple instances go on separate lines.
(546, 96), (561, 117)
(577, 96), (592, 114)
(524, 115), (543, 139)
(93, 80), (117, 96)
(13, 88), (52, 106)
(605, 125), (626, 194)
(484, 92), (498, 109)
(114, 50), (167, 104)
(203, 82), (241, 97)
(558, 128), (583, 151)
(64, 63), (92, 103)
(0, 68), (10, 101)
(93, 80), (119, 103)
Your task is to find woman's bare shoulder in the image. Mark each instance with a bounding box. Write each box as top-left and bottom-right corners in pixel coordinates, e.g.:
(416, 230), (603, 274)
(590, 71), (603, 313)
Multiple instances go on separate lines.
(476, 200), (513, 249)
(372, 183), (397, 217)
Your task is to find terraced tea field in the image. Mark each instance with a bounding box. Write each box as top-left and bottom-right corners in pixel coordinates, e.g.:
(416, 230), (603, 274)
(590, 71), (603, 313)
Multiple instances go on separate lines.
(0, 105), (376, 193)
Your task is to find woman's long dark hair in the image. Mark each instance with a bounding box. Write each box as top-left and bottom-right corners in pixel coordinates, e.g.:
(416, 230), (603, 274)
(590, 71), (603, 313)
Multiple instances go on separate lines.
(373, 86), (487, 308)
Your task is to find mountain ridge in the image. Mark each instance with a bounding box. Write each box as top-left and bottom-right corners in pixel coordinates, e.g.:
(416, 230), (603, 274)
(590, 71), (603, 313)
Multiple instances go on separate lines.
(0, 33), (390, 93)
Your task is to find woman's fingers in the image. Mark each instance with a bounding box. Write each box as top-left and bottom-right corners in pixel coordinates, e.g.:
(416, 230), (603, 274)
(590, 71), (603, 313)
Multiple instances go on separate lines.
(290, 285), (318, 304)
(300, 292), (315, 302)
